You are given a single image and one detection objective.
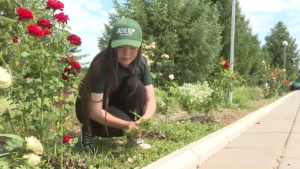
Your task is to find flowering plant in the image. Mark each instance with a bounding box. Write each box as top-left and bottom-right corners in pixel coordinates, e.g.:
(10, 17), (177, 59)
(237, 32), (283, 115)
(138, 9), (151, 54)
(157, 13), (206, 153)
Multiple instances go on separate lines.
(170, 81), (214, 113)
(142, 41), (175, 88)
(0, 135), (44, 168)
(205, 59), (244, 111)
(259, 60), (288, 97)
(1, 0), (82, 167)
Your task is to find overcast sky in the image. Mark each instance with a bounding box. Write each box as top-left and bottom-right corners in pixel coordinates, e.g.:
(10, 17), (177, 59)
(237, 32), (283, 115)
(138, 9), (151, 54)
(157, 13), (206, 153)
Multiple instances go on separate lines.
(61, 0), (300, 64)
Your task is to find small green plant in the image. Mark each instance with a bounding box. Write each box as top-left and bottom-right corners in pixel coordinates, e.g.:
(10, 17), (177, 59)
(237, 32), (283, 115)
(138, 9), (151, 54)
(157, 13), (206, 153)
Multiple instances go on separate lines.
(124, 111), (154, 137)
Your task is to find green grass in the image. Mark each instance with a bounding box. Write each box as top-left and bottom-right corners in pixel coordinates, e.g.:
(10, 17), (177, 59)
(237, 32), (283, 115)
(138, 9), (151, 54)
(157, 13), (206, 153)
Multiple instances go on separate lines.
(43, 121), (222, 169)
(232, 86), (262, 109)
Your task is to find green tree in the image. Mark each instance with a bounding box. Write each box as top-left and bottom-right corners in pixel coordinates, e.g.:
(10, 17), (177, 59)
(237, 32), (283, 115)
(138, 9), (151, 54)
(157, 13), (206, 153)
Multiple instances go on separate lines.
(207, 0), (262, 83)
(98, 0), (222, 85)
(263, 21), (300, 79)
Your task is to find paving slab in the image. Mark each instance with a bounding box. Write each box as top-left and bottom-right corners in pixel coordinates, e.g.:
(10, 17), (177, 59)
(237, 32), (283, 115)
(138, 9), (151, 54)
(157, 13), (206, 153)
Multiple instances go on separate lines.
(282, 148), (300, 159)
(200, 164), (272, 169)
(234, 133), (288, 142)
(291, 123), (300, 134)
(200, 155), (276, 165)
(261, 113), (296, 119)
(245, 123), (292, 133)
(214, 147), (281, 157)
(285, 134), (300, 149)
(226, 140), (285, 148)
(279, 158), (300, 169)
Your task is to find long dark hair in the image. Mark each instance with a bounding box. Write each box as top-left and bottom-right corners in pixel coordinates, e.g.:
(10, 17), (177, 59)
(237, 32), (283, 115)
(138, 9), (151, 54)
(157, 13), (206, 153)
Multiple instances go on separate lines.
(78, 39), (142, 133)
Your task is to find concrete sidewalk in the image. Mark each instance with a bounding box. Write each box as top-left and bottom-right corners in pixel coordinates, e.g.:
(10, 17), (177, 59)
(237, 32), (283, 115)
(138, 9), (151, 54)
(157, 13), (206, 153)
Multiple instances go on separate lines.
(199, 91), (300, 169)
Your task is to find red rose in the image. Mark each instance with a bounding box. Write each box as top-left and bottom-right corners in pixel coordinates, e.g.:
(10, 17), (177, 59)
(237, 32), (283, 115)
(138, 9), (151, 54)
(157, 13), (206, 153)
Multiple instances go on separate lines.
(66, 34), (82, 46)
(61, 54), (76, 63)
(37, 19), (52, 29)
(272, 73), (278, 78)
(43, 29), (51, 35)
(70, 61), (81, 70)
(54, 12), (69, 24)
(16, 8), (33, 20)
(63, 135), (72, 143)
(62, 67), (72, 80)
(23, 73), (31, 79)
(13, 37), (18, 43)
(27, 25), (43, 38)
(283, 80), (288, 84)
(222, 60), (229, 69)
(45, 0), (64, 11)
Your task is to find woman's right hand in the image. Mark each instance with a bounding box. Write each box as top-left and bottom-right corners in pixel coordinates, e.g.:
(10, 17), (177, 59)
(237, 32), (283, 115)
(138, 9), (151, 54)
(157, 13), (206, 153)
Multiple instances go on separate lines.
(126, 121), (141, 138)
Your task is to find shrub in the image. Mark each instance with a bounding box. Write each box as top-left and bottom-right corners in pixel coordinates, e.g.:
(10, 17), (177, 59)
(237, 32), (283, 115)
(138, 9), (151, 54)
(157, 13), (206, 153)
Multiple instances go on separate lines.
(169, 81), (214, 112)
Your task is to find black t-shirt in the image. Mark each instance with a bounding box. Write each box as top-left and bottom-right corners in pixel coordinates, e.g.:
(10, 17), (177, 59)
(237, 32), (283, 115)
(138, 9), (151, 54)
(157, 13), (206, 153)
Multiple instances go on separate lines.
(91, 56), (152, 93)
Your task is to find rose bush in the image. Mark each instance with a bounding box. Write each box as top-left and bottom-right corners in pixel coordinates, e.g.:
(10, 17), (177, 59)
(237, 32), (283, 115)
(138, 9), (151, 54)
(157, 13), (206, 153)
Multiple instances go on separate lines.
(1, 0), (82, 167)
(205, 59), (245, 112)
(259, 60), (289, 98)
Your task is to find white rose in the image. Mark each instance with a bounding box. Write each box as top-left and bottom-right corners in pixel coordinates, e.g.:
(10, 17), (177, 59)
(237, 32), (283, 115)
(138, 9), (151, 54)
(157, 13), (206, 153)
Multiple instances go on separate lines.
(161, 54), (170, 59)
(25, 136), (44, 155)
(262, 60), (265, 64)
(0, 66), (11, 89)
(168, 74), (174, 80)
(23, 153), (41, 167)
(150, 42), (156, 49)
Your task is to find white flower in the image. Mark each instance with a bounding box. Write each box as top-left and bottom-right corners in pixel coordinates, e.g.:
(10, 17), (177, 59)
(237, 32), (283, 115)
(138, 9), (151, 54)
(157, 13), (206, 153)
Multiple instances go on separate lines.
(282, 69), (286, 73)
(23, 153), (41, 167)
(150, 42), (156, 49)
(25, 136), (44, 155)
(262, 60), (265, 64)
(168, 74), (174, 80)
(161, 54), (169, 59)
(0, 66), (11, 89)
(147, 60), (153, 66)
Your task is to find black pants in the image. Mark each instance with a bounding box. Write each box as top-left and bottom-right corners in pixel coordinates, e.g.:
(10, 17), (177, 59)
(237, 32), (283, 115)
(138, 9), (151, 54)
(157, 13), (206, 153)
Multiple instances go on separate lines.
(75, 76), (146, 138)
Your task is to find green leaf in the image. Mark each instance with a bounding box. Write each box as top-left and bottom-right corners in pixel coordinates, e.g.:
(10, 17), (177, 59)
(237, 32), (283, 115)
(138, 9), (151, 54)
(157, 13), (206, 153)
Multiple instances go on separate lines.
(21, 51), (30, 57)
(0, 134), (24, 148)
(58, 82), (64, 88)
(68, 138), (78, 147)
(0, 153), (9, 157)
(24, 78), (34, 84)
(5, 140), (18, 150)
(64, 104), (71, 110)
(0, 125), (3, 130)
(28, 88), (35, 94)
(45, 52), (51, 57)
(0, 157), (9, 166)
(35, 78), (42, 83)
(51, 106), (60, 116)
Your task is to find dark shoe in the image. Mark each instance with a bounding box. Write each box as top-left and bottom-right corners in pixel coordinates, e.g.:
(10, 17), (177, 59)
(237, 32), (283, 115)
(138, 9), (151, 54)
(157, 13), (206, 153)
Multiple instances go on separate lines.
(80, 125), (96, 147)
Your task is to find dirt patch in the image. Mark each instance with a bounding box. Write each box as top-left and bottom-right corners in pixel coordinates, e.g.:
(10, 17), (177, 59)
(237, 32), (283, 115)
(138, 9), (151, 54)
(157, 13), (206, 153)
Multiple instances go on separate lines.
(212, 98), (275, 126)
(159, 95), (283, 127)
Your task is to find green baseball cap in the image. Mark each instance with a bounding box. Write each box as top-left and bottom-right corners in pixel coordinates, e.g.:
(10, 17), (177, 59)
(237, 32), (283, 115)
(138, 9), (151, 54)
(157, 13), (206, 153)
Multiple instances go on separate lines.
(111, 18), (142, 48)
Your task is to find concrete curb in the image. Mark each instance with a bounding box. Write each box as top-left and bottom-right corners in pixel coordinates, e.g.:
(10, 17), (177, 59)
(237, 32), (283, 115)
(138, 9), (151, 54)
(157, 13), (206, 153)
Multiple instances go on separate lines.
(143, 91), (298, 169)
